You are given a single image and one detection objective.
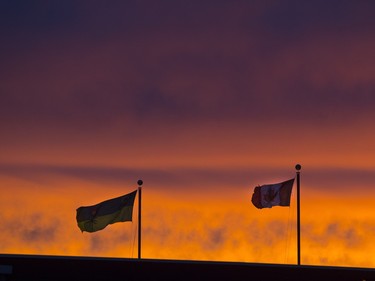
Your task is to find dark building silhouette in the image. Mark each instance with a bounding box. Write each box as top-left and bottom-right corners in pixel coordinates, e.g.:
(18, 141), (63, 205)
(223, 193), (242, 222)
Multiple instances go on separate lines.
(1, 254), (375, 281)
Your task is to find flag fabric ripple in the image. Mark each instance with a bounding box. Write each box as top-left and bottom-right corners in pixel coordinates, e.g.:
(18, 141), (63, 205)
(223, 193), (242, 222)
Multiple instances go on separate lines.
(251, 179), (294, 209)
(76, 190), (137, 233)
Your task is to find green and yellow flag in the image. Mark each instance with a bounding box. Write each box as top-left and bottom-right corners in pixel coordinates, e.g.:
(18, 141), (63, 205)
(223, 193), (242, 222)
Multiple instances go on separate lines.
(76, 190), (137, 233)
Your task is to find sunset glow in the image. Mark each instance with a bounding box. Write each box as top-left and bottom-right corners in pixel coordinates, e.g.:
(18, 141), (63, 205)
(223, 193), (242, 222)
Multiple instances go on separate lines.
(1, 1), (375, 268)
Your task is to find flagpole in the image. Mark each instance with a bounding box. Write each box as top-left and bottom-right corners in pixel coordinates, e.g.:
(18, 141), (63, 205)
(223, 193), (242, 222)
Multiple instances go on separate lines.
(137, 179), (143, 260)
(295, 164), (301, 265)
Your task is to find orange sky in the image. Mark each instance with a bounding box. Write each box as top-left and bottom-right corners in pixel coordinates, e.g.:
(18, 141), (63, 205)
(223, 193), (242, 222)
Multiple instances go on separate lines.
(1, 1), (375, 268)
(1, 163), (375, 267)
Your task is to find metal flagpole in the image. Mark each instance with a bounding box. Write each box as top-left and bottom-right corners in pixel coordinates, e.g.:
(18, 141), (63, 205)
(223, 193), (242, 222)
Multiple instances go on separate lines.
(295, 164), (301, 265)
(137, 180), (143, 259)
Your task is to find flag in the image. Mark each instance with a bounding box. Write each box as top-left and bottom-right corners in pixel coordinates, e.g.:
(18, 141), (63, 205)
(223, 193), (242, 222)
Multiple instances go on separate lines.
(76, 190), (137, 233)
(251, 178), (294, 209)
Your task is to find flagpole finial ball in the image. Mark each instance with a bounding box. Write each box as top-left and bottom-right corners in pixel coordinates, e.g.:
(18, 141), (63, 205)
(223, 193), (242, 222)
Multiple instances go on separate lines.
(295, 164), (302, 171)
(137, 180), (143, 186)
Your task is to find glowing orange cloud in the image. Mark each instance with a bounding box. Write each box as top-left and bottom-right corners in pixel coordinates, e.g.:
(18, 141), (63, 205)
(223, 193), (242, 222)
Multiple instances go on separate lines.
(1, 173), (375, 268)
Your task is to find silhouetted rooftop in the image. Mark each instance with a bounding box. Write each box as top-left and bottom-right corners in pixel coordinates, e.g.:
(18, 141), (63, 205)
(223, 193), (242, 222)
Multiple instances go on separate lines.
(1, 254), (375, 281)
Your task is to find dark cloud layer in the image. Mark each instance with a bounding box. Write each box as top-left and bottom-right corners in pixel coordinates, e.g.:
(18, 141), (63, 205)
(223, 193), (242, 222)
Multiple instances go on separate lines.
(1, 163), (374, 193)
(0, 163), (284, 188)
(1, 1), (374, 132)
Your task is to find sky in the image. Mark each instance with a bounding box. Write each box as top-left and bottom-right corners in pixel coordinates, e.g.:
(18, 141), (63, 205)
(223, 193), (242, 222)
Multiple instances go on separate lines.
(1, 0), (375, 268)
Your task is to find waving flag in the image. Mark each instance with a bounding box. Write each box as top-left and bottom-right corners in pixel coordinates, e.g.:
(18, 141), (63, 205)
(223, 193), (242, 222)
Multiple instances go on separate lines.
(251, 179), (294, 209)
(76, 190), (137, 233)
